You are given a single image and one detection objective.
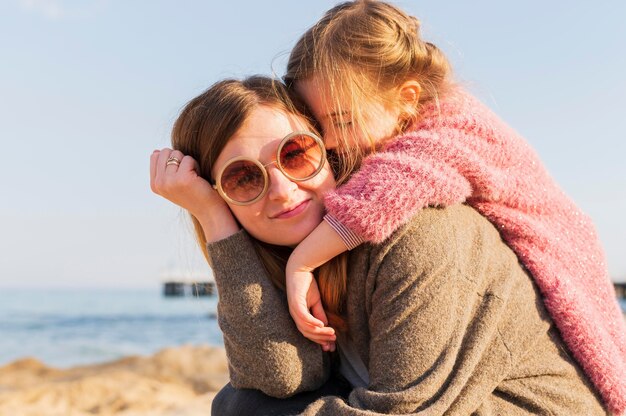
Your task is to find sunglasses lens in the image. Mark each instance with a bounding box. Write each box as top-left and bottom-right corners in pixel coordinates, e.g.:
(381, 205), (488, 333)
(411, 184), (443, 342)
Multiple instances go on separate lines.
(279, 134), (324, 180)
(220, 160), (265, 203)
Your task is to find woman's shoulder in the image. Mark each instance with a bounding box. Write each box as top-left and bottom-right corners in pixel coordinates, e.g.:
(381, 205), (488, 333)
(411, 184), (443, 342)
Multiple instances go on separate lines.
(364, 204), (495, 270)
(365, 204), (522, 284)
(378, 203), (491, 249)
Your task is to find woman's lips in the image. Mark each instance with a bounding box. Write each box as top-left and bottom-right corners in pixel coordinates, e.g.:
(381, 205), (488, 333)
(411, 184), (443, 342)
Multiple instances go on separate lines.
(273, 200), (310, 219)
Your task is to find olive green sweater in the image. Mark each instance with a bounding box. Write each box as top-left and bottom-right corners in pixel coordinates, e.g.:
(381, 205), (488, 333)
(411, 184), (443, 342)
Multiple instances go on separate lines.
(206, 204), (606, 415)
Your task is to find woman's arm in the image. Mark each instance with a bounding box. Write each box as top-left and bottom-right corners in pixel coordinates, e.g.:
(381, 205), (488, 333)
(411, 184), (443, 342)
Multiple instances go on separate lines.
(150, 148), (330, 397)
(207, 230), (331, 398)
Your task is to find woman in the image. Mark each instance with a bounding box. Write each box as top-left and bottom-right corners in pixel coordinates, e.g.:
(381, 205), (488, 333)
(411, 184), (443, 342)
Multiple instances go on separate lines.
(150, 76), (606, 414)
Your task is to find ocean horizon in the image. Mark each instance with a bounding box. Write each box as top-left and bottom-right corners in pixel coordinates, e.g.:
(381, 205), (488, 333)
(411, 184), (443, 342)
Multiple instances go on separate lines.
(0, 287), (221, 368)
(1, 287), (624, 369)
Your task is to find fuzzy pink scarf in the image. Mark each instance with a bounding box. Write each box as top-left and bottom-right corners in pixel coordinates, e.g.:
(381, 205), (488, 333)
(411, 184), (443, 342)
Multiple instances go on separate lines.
(324, 86), (626, 414)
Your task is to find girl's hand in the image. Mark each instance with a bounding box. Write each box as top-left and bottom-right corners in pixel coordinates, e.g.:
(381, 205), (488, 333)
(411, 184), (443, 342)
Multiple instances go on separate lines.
(150, 148), (239, 242)
(286, 269), (336, 352)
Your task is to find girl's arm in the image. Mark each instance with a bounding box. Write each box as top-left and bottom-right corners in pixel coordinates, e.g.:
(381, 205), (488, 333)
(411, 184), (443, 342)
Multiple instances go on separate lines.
(285, 127), (473, 343)
(285, 219), (354, 350)
(323, 136), (472, 244)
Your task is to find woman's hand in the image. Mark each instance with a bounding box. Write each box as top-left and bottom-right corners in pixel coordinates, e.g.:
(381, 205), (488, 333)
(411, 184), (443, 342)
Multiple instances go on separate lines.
(150, 148), (239, 242)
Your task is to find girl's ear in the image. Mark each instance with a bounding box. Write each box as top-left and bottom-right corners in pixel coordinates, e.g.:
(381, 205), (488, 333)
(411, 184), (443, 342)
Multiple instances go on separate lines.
(396, 80), (422, 132)
(399, 80), (421, 107)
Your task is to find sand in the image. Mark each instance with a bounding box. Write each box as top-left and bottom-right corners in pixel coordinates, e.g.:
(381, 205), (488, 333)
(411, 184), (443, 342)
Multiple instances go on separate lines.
(0, 345), (229, 416)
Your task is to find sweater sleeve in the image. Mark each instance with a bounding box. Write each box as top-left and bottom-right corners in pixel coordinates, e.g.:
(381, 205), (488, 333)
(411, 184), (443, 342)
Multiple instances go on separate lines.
(323, 132), (472, 244)
(302, 207), (526, 415)
(206, 230), (330, 398)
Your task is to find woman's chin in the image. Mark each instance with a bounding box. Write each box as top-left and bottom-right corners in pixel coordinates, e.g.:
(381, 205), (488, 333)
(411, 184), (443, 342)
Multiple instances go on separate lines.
(251, 218), (322, 247)
(268, 227), (317, 247)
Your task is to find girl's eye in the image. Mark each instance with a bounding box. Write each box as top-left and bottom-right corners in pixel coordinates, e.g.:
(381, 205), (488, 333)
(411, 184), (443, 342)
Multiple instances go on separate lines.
(333, 120), (353, 128)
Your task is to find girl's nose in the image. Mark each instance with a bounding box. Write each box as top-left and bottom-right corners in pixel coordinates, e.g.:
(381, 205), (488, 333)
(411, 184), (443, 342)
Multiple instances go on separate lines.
(266, 166), (297, 201)
(323, 133), (338, 150)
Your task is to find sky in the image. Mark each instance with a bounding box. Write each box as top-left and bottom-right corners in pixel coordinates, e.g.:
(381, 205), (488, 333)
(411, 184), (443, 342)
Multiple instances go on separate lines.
(0, 0), (625, 288)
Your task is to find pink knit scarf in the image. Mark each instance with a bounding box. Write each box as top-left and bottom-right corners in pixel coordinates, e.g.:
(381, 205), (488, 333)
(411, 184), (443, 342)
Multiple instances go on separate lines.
(324, 86), (626, 414)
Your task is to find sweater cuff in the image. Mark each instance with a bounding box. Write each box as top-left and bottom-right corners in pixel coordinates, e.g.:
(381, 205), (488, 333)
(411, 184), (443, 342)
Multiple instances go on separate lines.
(205, 229), (252, 268)
(323, 214), (363, 250)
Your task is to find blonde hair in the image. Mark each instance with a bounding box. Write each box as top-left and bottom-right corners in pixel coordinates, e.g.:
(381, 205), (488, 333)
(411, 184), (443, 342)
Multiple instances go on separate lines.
(171, 76), (348, 331)
(285, 0), (452, 182)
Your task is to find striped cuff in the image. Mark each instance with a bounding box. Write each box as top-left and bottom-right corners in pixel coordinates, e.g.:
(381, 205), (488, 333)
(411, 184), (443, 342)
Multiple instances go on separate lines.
(323, 214), (363, 250)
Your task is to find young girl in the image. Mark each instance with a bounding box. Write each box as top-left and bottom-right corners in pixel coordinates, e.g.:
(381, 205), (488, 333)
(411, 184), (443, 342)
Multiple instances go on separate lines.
(282, 0), (626, 413)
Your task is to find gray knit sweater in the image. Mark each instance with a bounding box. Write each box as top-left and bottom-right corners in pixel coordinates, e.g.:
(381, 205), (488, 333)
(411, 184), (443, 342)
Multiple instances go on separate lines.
(206, 204), (606, 415)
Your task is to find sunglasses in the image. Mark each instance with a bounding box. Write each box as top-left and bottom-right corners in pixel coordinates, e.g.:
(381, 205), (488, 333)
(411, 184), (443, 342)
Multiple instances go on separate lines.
(212, 131), (327, 206)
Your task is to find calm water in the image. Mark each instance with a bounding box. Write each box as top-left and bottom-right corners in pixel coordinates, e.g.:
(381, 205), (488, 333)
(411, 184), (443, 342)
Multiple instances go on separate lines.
(0, 288), (623, 369)
(0, 288), (221, 368)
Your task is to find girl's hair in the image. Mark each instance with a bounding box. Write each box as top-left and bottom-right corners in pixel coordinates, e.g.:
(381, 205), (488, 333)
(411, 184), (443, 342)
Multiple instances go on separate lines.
(285, 0), (452, 182)
(171, 76), (348, 331)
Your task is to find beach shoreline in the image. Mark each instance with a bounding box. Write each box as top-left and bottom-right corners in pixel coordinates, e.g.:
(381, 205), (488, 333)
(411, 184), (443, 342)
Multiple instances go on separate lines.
(0, 345), (229, 416)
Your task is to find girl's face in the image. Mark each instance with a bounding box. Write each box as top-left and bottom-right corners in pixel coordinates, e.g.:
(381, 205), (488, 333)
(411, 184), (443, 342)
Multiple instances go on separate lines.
(296, 76), (402, 151)
(212, 105), (336, 247)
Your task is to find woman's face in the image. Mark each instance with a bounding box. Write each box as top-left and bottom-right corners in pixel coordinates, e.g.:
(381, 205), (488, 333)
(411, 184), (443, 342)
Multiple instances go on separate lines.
(212, 104), (336, 247)
(296, 76), (401, 150)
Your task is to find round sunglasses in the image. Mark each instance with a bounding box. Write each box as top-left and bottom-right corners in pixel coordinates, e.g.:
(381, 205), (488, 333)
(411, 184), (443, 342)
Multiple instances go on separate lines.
(212, 131), (327, 206)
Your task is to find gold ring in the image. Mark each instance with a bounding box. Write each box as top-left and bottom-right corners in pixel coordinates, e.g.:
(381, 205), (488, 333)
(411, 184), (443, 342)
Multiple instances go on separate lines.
(166, 156), (181, 167)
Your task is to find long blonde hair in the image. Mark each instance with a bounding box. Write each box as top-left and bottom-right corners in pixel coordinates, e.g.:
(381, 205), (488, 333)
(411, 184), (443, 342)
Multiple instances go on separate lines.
(285, 0), (452, 183)
(171, 76), (348, 331)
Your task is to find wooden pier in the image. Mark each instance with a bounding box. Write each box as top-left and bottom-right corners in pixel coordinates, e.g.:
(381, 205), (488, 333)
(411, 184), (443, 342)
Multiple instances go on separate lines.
(615, 282), (626, 299)
(161, 279), (625, 300)
(163, 281), (216, 297)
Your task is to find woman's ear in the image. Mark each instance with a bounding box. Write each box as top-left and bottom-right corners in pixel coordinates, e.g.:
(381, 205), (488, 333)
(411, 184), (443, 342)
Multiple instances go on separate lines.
(399, 80), (421, 107)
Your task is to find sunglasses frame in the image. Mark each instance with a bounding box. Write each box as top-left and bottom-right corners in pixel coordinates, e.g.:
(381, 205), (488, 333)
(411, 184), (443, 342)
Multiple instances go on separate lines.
(212, 131), (327, 206)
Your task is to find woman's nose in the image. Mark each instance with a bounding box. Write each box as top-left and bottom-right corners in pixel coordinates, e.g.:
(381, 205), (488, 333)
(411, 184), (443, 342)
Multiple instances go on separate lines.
(266, 166), (297, 201)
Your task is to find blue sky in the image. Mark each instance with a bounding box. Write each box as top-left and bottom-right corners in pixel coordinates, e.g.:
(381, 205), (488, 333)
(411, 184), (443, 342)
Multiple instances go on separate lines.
(1, 0), (624, 288)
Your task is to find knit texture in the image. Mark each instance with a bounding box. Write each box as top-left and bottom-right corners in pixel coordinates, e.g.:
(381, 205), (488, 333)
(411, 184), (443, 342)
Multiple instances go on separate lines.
(323, 86), (626, 414)
(208, 207), (606, 414)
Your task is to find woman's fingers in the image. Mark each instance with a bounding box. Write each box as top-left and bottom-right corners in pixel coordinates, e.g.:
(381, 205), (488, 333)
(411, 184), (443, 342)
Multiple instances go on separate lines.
(178, 155), (197, 174)
(152, 148), (194, 194)
(154, 148), (172, 184)
(150, 150), (160, 191)
(165, 150), (185, 172)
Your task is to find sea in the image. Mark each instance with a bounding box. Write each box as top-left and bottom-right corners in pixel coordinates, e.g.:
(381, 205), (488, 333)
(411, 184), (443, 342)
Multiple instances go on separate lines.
(0, 288), (624, 369)
(0, 288), (221, 368)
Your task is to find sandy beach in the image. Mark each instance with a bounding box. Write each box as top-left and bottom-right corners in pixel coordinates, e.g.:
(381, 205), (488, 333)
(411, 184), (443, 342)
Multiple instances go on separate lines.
(0, 345), (229, 416)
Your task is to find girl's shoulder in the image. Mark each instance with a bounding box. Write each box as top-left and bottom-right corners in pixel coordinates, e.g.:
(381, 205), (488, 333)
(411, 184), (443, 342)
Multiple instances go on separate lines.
(416, 83), (494, 129)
